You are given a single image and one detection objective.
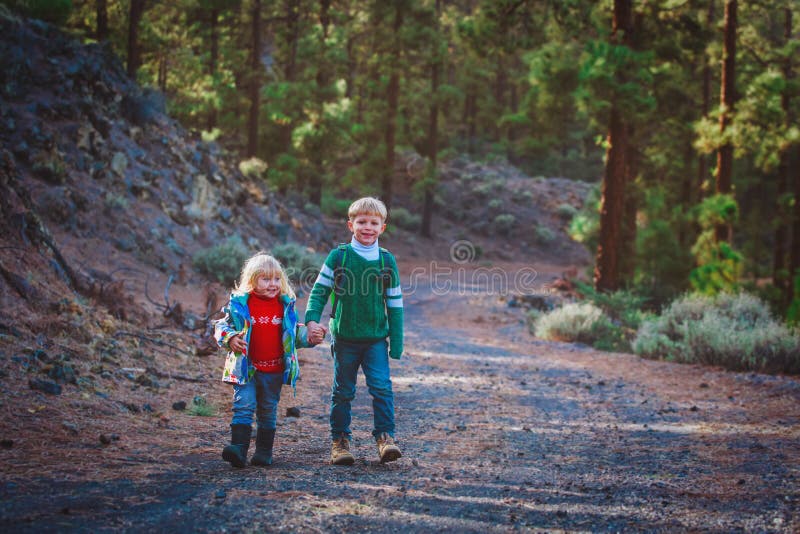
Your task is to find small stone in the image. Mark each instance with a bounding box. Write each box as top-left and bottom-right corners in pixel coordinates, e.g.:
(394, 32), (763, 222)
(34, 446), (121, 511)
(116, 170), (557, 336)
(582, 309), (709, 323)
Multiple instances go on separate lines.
(1, 439), (13, 448)
(215, 489), (226, 499)
(142, 403), (153, 413)
(99, 434), (112, 445)
(412, 459), (419, 467)
(62, 422), (79, 435)
(690, 406), (699, 412)
(699, 383), (709, 388)
(456, 424), (467, 431)
(172, 401), (187, 411)
(286, 407), (301, 418)
(29, 378), (62, 395)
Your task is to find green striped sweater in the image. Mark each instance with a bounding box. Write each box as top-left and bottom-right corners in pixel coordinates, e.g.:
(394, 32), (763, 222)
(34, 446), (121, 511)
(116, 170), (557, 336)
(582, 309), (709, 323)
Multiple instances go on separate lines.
(304, 245), (404, 359)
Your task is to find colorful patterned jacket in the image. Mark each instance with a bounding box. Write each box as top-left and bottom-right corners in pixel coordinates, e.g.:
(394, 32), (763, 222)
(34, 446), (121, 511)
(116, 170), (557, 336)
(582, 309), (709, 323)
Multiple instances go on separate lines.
(214, 292), (308, 392)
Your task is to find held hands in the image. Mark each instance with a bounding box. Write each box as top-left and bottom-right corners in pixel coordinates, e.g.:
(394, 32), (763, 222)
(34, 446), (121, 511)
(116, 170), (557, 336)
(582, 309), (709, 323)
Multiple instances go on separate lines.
(229, 334), (247, 354)
(306, 321), (328, 345)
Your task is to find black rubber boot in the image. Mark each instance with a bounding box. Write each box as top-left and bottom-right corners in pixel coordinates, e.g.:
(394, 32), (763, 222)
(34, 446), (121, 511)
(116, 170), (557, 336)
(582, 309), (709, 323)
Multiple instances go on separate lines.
(250, 428), (276, 466)
(222, 424), (251, 468)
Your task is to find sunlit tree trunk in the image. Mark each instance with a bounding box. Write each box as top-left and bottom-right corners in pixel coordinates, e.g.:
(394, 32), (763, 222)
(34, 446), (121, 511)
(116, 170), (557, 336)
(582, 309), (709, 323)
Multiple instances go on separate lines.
(126, 0), (146, 79)
(246, 0), (261, 157)
(594, 0), (632, 292)
(715, 0), (737, 243)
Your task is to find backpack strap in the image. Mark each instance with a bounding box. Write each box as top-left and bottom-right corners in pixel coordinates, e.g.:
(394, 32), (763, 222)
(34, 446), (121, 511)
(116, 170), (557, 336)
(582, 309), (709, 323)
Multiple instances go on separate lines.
(330, 244), (348, 319)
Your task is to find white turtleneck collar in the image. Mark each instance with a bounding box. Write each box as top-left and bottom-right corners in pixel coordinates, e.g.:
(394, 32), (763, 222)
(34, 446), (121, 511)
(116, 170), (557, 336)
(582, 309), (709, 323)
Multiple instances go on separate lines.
(350, 236), (380, 261)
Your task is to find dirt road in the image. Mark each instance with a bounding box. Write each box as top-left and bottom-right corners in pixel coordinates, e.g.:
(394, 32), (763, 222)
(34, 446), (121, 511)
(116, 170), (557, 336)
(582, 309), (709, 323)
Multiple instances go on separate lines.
(1, 264), (799, 532)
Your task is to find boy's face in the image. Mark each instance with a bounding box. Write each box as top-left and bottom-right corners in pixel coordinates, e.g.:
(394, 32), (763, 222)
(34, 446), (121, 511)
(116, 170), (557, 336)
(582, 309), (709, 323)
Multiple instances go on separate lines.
(347, 213), (386, 247)
(253, 272), (281, 298)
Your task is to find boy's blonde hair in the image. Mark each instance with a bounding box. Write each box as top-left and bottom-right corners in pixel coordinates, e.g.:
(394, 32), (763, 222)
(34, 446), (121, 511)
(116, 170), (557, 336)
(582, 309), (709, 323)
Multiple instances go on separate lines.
(236, 252), (295, 299)
(348, 197), (388, 222)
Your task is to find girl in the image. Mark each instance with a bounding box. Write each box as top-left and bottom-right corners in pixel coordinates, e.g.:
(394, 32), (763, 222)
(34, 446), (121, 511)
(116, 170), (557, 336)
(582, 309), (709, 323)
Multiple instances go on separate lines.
(214, 252), (323, 467)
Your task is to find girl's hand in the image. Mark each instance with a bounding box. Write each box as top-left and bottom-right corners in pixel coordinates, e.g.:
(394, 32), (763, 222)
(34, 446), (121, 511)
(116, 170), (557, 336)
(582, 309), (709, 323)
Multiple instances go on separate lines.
(229, 334), (247, 353)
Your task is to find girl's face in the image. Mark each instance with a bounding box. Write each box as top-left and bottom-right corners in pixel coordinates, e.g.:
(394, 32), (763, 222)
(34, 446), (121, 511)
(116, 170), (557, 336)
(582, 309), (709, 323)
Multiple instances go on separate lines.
(253, 272), (282, 298)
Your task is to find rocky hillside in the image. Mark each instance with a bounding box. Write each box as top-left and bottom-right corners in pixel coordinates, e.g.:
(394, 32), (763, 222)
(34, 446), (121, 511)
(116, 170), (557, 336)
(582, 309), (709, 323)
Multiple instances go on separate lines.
(0, 10), (592, 359)
(0, 11), (328, 337)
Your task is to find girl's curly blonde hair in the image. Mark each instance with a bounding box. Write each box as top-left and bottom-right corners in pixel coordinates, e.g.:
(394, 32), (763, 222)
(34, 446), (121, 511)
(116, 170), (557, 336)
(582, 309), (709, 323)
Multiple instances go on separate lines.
(236, 252), (295, 299)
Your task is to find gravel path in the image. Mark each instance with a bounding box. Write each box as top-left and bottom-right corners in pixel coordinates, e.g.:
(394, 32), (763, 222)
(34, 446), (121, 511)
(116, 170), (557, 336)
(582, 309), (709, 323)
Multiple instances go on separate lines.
(2, 267), (799, 532)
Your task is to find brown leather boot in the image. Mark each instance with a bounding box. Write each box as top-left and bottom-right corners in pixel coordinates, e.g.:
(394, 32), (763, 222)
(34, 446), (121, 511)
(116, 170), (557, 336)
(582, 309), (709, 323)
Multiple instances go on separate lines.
(376, 432), (401, 463)
(330, 435), (355, 465)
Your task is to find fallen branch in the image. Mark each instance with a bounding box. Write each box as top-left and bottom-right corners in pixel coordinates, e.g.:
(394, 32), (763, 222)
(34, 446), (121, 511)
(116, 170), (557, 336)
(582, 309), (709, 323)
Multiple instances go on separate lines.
(145, 366), (207, 383)
(113, 330), (195, 358)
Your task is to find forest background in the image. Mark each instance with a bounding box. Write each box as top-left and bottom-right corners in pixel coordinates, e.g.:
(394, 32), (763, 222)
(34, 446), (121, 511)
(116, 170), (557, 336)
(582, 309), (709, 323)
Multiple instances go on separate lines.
(3, 0), (800, 371)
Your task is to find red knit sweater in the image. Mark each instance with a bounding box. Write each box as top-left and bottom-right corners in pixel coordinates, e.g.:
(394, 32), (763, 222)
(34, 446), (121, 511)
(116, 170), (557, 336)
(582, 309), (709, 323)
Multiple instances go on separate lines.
(248, 294), (284, 373)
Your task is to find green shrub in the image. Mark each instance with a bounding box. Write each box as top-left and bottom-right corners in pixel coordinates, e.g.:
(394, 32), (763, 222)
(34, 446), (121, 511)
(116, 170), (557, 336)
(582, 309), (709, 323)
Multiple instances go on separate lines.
(557, 203), (578, 220)
(575, 280), (650, 331)
(788, 272), (800, 327)
(239, 157), (268, 180)
(104, 192), (128, 210)
(270, 242), (324, 289)
(488, 198), (503, 210)
(493, 213), (516, 233)
(187, 396), (216, 417)
(192, 235), (249, 285)
(690, 194), (742, 295)
(390, 207), (421, 232)
(535, 226), (555, 244)
(321, 192), (352, 218)
(634, 292), (800, 374)
(534, 302), (626, 350)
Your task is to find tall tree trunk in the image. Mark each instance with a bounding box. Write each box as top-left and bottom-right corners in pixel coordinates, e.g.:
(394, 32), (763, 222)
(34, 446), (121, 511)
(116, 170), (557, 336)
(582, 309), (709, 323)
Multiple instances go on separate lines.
(382, 2), (404, 209)
(157, 52), (167, 92)
(791, 144), (800, 304)
(421, 0), (441, 238)
(594, 0), (632, 292)
(278, 0), (300, 155)
(207, 8), (220, 132)
(126, 0), (146, 79)
(246, 0), (262, 157)
(507, 79), (518, 156)
(308, 0), (331, 206)
(773, 7), (793, 298)
(715, 0), (737, 243)
(698, 0), (714, 199)
(96, 0), (108, 41)
(493, 56), (506, 141)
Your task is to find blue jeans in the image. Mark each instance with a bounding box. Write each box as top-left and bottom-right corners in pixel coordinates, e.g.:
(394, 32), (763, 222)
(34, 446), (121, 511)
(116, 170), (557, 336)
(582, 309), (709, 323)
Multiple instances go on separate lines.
(231, 371), (283, 429)
(330, 339), (395, 440)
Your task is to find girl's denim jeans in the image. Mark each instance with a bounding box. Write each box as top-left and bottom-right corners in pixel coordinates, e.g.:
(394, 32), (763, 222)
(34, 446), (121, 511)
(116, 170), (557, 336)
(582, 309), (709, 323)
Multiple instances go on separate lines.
(330, 339), (395, 440)
(231, 371), (283, 429)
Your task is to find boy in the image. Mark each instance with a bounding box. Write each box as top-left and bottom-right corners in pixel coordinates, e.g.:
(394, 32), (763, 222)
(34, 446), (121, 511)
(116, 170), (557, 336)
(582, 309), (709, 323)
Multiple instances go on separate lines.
(305, 197), (404, 465)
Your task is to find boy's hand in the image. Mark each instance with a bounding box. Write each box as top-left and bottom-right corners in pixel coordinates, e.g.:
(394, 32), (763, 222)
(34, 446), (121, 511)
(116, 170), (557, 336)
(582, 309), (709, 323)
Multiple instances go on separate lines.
(229, 334), (247, 354)
(306, 321), (327, 344)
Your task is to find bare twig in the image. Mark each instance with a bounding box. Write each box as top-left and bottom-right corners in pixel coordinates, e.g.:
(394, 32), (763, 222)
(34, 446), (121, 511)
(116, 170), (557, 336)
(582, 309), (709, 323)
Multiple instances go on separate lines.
(113, 330), (195, 357)
(145, 366), (207, 383)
